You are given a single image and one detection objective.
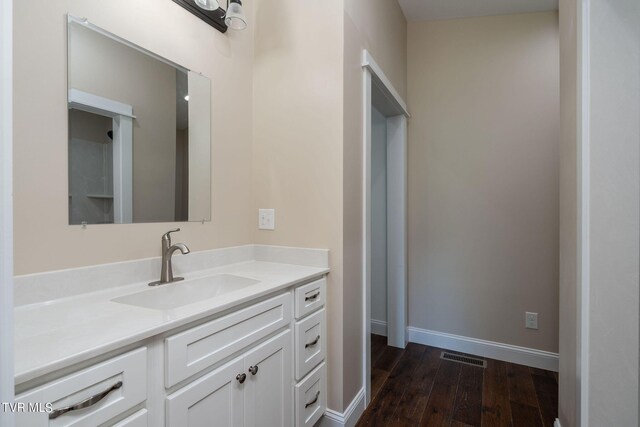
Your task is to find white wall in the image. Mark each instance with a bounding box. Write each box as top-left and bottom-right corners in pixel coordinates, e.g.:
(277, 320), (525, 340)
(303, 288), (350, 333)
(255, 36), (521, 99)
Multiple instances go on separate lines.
(370, 106), (387, 328)
(559, 1), (640, 424)
(407, 12), (560, 352)
(586, 0), (639, 424)
(68, 110), (114, 224)
(0, 0), (13, 423)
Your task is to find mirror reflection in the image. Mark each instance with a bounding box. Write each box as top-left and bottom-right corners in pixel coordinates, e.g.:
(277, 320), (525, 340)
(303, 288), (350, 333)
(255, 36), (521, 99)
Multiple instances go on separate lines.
(67, 17), (211, 225)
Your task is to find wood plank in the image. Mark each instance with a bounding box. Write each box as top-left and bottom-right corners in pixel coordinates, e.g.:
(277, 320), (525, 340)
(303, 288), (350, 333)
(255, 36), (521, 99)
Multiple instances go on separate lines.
(392, 346), (442, 426)
(419, 360), (462, 426)
(452, 365), (483, 426)
(371, 367), (390, 401)
(481, 359), (513, 427)
(506, 362), (539, 407)
(532, 373), (559, 427)
(357, 343), (426, 426)
(530, 367), (557, 380)
(371, 334), (387, 366)
(357, 343), (557, 427)
(510, 401), (543, 427)
(374, 345), (404, 372)
(368, 344), (405, 402)
(374, 343), (427, 425)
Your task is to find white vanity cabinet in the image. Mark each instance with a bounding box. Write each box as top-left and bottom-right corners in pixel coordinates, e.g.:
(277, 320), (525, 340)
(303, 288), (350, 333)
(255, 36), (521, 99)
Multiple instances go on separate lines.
(163, 277), (327, 427)
(166, 331), (292, 427)
(292, 278), (327, 427)
(16, 275), (327, 427)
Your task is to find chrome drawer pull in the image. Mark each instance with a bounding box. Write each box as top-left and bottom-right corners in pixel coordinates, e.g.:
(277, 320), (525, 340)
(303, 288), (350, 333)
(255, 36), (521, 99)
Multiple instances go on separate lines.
(49, 381), (123, 420)
(305, 292), (320, 302)
(305, 391), (320, 408)
(305, 335), (321, 348)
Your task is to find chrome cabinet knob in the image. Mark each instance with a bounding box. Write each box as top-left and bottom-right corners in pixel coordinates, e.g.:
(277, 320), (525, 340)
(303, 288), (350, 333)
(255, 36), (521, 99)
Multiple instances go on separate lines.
(248, 365), (259, 375)
(236, 373), (247, 384)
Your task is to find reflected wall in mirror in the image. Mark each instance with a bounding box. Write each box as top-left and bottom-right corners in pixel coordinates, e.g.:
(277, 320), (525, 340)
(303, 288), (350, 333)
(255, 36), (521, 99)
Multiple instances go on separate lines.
(67, 17), (211, 225)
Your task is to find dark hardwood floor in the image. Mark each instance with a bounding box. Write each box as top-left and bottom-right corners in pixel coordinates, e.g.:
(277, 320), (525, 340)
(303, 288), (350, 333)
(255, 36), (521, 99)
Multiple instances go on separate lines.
(356, 334), (558, 427)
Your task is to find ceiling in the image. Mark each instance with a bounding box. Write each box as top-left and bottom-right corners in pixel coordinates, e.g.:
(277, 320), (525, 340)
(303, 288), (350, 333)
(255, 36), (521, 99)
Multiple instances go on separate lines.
(397, 0), (558, 22)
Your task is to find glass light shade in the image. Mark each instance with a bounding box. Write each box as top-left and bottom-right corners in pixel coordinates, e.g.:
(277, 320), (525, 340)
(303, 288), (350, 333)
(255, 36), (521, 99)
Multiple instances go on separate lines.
(225, 1), (247, 30)
(195, 0), (220, 11)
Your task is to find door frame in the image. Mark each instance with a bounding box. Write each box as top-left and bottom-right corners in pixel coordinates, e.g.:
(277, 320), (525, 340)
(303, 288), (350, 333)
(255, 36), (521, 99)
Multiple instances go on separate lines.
(68, 89), (134, 224)
(361, 50), (409, 405)
(0, 0), (14, 422)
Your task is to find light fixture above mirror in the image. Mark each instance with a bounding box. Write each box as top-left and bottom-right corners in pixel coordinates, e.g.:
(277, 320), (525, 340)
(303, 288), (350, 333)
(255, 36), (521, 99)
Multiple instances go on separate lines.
(224, 0), (247, 31)
(172, 0), (246, 33)
(195, 0), (220, 11)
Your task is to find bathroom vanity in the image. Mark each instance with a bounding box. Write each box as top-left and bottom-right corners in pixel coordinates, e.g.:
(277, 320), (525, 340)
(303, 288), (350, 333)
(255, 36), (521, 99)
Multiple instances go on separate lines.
(13, 13), (329, 427)
(13, 245), (329, 426)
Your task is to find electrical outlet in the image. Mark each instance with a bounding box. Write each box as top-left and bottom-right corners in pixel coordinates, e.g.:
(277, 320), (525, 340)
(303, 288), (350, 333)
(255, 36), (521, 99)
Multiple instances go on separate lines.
(258, 209), (275, 230)
(525, 312), (538, 330)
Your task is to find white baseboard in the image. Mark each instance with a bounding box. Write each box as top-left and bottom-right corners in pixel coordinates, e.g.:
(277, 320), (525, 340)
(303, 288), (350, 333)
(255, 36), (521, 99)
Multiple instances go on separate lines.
(370, 319), (387, 337)
(407, 327), (559, 372)
(554, 419), (561, 427)
(321, 387), (365, 427)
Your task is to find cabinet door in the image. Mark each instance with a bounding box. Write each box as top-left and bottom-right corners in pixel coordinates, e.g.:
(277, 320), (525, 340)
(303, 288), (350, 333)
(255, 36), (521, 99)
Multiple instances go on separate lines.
(243, 331), (293, 427)
(166, 358), (244, 427)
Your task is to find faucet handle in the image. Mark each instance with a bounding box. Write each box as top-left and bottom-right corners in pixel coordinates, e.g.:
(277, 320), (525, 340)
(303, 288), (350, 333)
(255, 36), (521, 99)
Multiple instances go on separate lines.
(162, 228), (181, 242)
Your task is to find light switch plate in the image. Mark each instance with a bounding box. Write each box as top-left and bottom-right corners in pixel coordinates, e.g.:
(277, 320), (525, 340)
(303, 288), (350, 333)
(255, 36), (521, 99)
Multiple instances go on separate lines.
(525, 312), (538, 330)
(258, 209), (275, 230)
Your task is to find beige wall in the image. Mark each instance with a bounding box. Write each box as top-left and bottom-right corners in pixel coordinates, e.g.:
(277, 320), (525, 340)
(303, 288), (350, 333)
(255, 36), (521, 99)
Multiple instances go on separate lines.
(344, 0), (407, 100)
(407, 12), (560, 352)
(69, 22), (177, 223)
(252, 0), (346, 410)
(252, 0), (407, 412)
(558, 0), (579, 425)
(342, 0), (407, 409)
(13, 0), (254, 274)
(587, 0), (639, 424)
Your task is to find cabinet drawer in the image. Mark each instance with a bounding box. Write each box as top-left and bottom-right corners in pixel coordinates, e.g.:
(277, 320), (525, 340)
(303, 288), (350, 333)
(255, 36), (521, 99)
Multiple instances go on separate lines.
(165, 293), (291, 387)
(294, 363), (326, 427)
(15, 348), (147, 427)
(294, 278), (325, 319)
(294, 309), (325, 380)
(112, 409), (148, 427)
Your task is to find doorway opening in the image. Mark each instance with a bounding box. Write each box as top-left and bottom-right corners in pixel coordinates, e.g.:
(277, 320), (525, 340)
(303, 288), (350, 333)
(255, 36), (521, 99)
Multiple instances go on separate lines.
(362, 51), (409, 405)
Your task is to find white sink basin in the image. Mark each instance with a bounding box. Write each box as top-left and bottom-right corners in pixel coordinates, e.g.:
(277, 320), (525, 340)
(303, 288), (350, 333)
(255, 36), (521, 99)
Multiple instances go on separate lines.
(111, 274), (260, 310)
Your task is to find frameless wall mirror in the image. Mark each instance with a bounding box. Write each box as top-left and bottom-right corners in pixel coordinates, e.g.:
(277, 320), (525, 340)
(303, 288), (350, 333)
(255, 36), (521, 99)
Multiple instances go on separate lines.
(67, 16), (211, 225)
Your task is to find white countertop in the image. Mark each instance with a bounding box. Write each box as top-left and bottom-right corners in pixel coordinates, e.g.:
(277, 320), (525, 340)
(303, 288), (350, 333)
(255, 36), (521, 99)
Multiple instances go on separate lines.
(14, 260), (328, 386)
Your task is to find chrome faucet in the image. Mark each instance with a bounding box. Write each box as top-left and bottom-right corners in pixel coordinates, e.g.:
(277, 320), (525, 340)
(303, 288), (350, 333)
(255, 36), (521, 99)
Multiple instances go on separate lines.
(149, 229), (190, 286)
